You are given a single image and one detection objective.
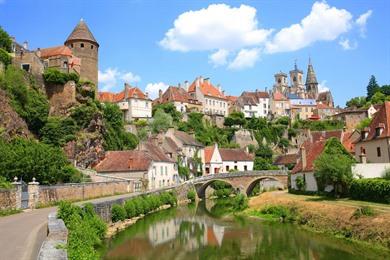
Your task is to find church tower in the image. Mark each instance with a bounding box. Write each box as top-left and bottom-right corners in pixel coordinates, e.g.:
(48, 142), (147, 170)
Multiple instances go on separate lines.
(305, 58), (319, 100)
(273, 72), (288, 94)
(65, 19), (99, 89)
(289, 61), (305, 98)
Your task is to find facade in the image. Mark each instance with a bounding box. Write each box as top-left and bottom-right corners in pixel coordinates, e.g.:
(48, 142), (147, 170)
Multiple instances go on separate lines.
(99, 83), (152, 121)
(270, 91), (290, 118)
(39, 46), (81, 75)
(313, 102), (336, 119)
(188, 76), (228, 117)
(236, 90), (270, 118)
(332, 109), (368, 131)
(204, 144), (253, 175)
(154, 86), (202, 113)
(354, 102), (390, 163)
(290, 98), (317, 120)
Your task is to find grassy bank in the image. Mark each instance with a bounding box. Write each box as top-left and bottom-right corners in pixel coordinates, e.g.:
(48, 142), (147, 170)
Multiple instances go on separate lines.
(0, 208), (22, 217)
(247, 191), (390, 251)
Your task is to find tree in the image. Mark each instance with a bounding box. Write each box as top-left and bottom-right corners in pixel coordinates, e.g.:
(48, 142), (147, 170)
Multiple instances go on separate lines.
(224, 111), (246, 127)
(314, 137), (355, 196)
(356, 117), (372, 130)
(367, 75), (380, 100)
(150, 109), (173, 133)
(40, 117), (78, 146)
(370, 91), (389, 105)
(0, 26), (12, 52)
(346, 96), (367, 108)
(152, 103), (182, 123)
(380, 85), (390, 96)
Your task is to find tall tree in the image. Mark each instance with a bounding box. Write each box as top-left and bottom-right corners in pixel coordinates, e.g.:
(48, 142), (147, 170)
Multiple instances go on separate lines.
(367, 75), (380, 100)
(0, 26), (12, 52)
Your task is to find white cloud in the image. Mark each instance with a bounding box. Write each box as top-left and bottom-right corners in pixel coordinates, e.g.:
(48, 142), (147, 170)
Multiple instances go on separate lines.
(228, 48), (260, 70)
(338, 38), (357, 50)
(159, 4), (272, 52)
(145, 82), (169, 99)
(356, 10), (372, 37)
(98, 68), (141, 91)
(318, 80), (330, 93)
(209, 49), (229, 67)
(265, 1), (353, 53)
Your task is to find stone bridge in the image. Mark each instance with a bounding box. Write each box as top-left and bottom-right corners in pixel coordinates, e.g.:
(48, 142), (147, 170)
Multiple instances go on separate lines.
(190, 170), (288, 199)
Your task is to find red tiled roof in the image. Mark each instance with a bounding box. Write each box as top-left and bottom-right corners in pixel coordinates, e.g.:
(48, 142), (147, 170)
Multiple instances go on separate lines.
(311, 130), (343, 143)
(98, 85), (149, 103)
(291, 140), (326, 174)
(342, 131), (357, 153)
(238, 91), (269, 106)
(98, 92), (116, 102)
(94, 150), (152, 173)
(204, 146), (215, 164)
(219, 148), (253, 161)
(142, 142), (175, 163)
(360, 101), (390, 142)
(65, 20), (98, 45)
(273, 154), (297, 165)
(40, 45), (73, 58)
(156, 86), (201, 105)
(226, 96), (238, 103)
(188, 77), (227, 100)
(317, 103), (333, 109)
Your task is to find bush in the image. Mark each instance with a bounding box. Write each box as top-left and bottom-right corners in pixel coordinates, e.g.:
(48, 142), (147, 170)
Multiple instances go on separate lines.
(160, 192), (177, 207)
(349, 178), (390, 203)
(382, 168), (390, 180)
(187, 190), (196, 202)
(40, 117), (78, 146)
(0, 176), (12, 189)
(295, 176), (306, 191)
(232, 194), (248, 212)
(111, 204), (126, 222)
(0, 48), (11, 66)
(43, 68), (79, 85)
(353, 206), (375, 218)
(259, 205), (297, 222)
(124, 200), (136, 219)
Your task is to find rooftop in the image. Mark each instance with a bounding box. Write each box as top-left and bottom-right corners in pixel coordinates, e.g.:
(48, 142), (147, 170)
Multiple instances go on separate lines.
(65, 19), (98, 46)
(188, 76), (226, 100)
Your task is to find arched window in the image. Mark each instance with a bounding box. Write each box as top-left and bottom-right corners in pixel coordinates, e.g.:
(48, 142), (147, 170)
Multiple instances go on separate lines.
(80, 43), (84, 48)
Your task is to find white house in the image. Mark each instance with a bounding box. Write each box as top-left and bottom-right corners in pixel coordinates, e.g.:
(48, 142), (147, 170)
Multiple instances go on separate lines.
(94, 142), (178, 190)
(154, 86), (203, 113)
(236, 90), (270, 118)
(204, 144), (253, 175)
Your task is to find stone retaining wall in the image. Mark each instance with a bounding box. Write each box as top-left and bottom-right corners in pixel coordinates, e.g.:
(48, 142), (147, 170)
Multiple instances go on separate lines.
(38, 180), (134, 206)
(0, 188), (19, 210)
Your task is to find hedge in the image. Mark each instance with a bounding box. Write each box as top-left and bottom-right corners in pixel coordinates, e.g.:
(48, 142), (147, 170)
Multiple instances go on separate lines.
(349, 178), (390, 204)
(0, 48), (11, 66)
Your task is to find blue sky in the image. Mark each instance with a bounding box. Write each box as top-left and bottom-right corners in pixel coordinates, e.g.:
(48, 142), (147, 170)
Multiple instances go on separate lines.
(1, 0), (389, 106)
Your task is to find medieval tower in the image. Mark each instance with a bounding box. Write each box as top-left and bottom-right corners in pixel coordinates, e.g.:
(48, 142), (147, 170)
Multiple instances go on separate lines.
(273, 72), (288, 95)
(289, 62), (305, 98)
(305, 59), (319, 100)
(65, 19), (99, 88)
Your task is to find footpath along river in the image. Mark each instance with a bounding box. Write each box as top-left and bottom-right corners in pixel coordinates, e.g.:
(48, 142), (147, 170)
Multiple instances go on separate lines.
(101, 199), (389, 259)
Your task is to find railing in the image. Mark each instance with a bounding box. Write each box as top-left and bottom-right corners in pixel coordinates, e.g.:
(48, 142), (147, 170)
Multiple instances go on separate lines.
(189, 170), (287, 183)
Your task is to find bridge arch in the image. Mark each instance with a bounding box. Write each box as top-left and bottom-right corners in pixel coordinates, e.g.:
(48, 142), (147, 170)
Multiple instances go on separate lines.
(195, 179), (236, 199)
(245, 176), (284, 196)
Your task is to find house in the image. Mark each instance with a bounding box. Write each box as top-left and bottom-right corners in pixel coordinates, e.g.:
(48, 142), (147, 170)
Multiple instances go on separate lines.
(290, 140), (326, 192)
(226, 95), (238, 114)
(154, 86), (202, 113)
(354, 102), (390, 163)
(99, 83), (152, 121)
(332, 108), (367, 131)
(204, 144), (253, 174)
(313, 102), (336, 119)
(188, 76), (228, 117)
(317, 91), (334, 108)
(236, 90), (270, 118)
(94, 143), (179, 190)
(38, 46), (81, 75)
(290, 98), (317, 120)
(270, 91), (290, 118)
(273, 153), (298, 171)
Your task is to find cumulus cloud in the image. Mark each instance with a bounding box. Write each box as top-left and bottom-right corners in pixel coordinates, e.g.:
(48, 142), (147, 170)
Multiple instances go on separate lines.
(159, 4), (272, 52)
(356, 10), (372, 37)
(98, 68), (141, 91)
(228, 48), (260, 70)
(318, 80), (330, 93)
(338, 38), (357, 50)
(209, 49), (229, 67)
(145, 82), (169, 99)
(265, 2), (353, 53)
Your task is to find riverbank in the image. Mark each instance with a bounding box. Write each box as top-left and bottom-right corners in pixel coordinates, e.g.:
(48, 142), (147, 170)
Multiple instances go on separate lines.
(247, 191), (390, 251)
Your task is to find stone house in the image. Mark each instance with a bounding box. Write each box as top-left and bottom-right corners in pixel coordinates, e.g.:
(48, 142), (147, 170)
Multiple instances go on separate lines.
(154, 86), (202, 113)
(226, 95), (238, 114)
(313, 102), (336, 119)
(273, 153), (297, 171)
(38, 46), (81, 75)
(354, 102), (390, 163)
(99, 83), (152, 121)
(236, 90), (270, 118)
(94, 143), (179, 190)
(270, 91), (290, 118)
(290, 98), (317, 120)
(332, 108), (368, 131)
(204, 143), (253, 175)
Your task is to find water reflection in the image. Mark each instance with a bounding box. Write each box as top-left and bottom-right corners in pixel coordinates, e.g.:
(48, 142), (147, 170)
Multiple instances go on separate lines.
(103, 200), (389, 260)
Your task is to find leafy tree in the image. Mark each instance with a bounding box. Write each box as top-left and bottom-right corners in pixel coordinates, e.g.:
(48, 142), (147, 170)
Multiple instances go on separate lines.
(356, 117), (372, 130)
(152, 103), (182, 123)
(346, 96), (367, 108)
(0, 26), (12, 52)
(0, 48), (11, 66)
(70, 102), (100, 129)
(40, 117), (78, 146)
(380, 85), (390, 96)
(367, 75), (380, 100)
(150, 109), (173, 133)
(314, 137), (355, 196)
(295, 176), (306, 191)
(370, 91), (390, 105)
(224, 111), (246, 127)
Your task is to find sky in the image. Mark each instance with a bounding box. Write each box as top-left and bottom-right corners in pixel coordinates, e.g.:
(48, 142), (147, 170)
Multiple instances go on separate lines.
(1, 0), (389, 106)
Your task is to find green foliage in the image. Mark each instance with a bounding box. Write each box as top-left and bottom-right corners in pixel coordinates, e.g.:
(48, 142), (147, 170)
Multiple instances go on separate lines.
(211, 181), (235, 198)
(0, 48), (11, 66)
(346, 96), (367, 108)
(111, 204), (127, 222)
(258, 205), (297, 222)
(187, 189), (196, 202)
(353, 206), (375, 218)
(150, 109), (173, 134)
(70, 102), (100, 129)
(314, 137), (355, 196)
(178, 164), (190, 180)
(124, 200), (136, 219)
(382, 168), (390, 180)
(356, 117), (372, 130)
(224, 111), (246, 127)
(43, 68), (80, 85)
(0, 138), (81, 184)
(295, 176), (306, 191)
(40, 117), (78, 146)
(57, 201), (106, 260)
(292, 119), (344, 131)
(349, 178), (390, 203)
(0, 208), (21, 217)
(232, 193), (248, 211)
(367, 75), (380, 100)
(152, 103), (182, 123)
(0, 66), (49, 135)
(0, 26), (12, 52)
(0, 176), (12, 189)
(370, 91), (390, 105)
(253, 144), (278, 170)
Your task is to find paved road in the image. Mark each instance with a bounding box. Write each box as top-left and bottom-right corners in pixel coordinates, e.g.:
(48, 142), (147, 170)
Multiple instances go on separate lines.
(0, 207), (55, 260)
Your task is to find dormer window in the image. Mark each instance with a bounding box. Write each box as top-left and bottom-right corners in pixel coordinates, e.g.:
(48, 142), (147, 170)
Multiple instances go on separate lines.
(375, 126), (384, 137)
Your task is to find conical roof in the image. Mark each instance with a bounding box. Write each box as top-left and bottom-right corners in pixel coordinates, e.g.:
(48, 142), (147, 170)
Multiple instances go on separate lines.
(305, 61), (318, 85)
(65, 19), (98, 46)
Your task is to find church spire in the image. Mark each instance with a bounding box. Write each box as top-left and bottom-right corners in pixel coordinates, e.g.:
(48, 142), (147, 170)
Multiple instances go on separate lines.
(305, 59), (318, 85)
(64, 19), (99, 46)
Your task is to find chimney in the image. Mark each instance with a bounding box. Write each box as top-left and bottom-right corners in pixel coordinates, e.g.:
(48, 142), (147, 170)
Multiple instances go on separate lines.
(359, 150), (367, 164)
(23, 41), (28, 50)
(124, 83), (129, 99)
(159, 89), (163, 100)
(300, 146), (307, 170)
(199, 76), (204, 84)
(184, 80), (189, 90)
(195, 77), (200, 88)
(204, 77), (210, 83)
(145, 92), (149, 98)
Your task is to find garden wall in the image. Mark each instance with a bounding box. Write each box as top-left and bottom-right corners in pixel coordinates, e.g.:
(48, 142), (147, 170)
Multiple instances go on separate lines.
(0, 188), (19, 210)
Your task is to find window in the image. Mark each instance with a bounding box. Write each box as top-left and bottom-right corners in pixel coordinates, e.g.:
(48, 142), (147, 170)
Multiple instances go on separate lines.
(165, 166), (168, 176)
(375, 127), (383, 137)
(234, 165), (238, 170)
(70, 43), (73, 48)
(206, 167), (210, 174)
(226, 166), (230, 171)
(91, 45), (94, 49)
(63, 61), (68, 68)
(21, 64), (30, 72)
(160, 166), (163, 176)
(244, 165), (248, 171)
(145, 101), (148, 108)
(377, 147), (381, 157)
(80, 43), (84, 48)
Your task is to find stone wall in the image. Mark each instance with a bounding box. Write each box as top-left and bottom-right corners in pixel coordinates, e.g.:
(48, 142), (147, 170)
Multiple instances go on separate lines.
(38, 212), (67, 260)
(0, 188), (18, 210)
(45, 81), (77, 116)
(38, 180), (134, 207)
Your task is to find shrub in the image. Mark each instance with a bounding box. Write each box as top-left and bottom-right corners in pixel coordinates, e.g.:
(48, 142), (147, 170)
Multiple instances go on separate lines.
(124, 200), (136, 219)
(259, 205), (297, 222)
(187, 190), (196, 202)
(133, 197), (144, 216)
(0, 48), (11, 66)
(349, 178), (390, 203)
(295, 176), (306, 191)
(0, 176), (12, 189)
(0, 27), (12, 52)
(353, 206), (375, 218)
(40, 117), (78, 146)
(232, 194), (248, 212)
(111, 204), (126, 222)
(43, 68), (79, 85)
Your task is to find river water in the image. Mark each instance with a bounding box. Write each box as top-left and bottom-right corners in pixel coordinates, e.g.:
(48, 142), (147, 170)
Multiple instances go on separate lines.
(102, 199), (388, 260)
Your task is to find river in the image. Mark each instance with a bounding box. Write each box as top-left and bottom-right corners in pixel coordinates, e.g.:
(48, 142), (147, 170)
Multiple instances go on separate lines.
(101, 199), (387, 259)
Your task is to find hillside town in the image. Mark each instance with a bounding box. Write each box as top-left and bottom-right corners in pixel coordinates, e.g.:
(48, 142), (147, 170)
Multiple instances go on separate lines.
(1, 3), (390, 260)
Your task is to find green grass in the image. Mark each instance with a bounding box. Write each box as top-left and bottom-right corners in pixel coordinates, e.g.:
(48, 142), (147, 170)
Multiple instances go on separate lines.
(0, 208), (22, 217)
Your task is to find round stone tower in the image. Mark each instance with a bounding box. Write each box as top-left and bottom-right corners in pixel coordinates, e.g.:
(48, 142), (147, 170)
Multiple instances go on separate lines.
(65, 19), (99, 89)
